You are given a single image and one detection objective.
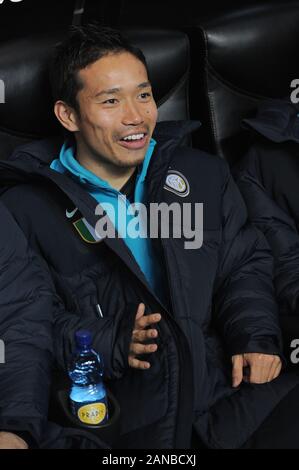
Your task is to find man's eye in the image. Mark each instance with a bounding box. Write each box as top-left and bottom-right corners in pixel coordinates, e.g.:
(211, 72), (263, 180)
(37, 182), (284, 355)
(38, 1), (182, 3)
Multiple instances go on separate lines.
(103, 99), (117, 104)
(139, 92), (151, 99)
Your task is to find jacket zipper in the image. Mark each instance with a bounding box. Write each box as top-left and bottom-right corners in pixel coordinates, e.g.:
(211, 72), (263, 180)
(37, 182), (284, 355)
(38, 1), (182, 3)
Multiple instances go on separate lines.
(160, 238), (193, 448)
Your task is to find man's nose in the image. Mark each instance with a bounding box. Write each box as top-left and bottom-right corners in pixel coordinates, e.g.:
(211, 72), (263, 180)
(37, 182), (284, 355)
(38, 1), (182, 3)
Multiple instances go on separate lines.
(122, 101), (144, 126)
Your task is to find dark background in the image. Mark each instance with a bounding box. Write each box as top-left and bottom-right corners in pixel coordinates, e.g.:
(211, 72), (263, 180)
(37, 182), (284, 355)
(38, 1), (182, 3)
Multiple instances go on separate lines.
(0, 0), (293, 41)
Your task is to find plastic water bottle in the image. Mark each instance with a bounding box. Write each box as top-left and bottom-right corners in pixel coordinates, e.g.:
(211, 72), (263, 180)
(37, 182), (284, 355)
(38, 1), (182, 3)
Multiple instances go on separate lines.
(68, 330), (109, 426)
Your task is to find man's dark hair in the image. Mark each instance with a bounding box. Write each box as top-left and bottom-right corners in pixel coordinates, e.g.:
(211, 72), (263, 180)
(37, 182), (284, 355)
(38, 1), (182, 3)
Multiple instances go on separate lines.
(49, 23), (148, 113)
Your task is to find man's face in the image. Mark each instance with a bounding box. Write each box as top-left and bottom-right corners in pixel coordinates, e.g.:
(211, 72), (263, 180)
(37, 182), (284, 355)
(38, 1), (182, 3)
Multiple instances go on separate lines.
(74, 51), (158, 168)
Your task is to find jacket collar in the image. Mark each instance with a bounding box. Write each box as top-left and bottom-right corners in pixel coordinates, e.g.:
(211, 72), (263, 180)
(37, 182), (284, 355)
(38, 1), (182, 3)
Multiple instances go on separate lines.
(243, 98), (299, 143)
(1, 119), (201, 207)
(1, 118), (200, 190)
(7, 120), (201, 167)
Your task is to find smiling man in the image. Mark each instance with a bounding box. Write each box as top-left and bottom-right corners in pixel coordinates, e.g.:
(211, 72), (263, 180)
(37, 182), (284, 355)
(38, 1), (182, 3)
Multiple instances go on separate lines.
(54, 51), (157, 184)
(1, 24), (299, 449)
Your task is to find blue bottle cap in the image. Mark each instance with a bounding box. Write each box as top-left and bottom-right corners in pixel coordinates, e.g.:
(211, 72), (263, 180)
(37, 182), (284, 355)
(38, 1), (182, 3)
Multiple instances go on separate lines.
(75, 330), (92, 348)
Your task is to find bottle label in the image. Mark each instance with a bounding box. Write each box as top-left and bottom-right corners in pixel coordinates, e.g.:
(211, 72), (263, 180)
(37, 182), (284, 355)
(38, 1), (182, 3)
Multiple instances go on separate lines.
(76, 402), (108, 425)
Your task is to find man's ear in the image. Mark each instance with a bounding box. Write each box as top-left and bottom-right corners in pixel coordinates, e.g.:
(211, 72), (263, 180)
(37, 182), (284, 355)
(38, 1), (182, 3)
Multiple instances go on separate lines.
(54, 101), (80, 133)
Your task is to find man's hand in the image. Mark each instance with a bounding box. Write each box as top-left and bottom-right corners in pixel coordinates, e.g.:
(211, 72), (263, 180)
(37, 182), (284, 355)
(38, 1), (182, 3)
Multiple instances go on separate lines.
(128, 303), (161, 370)
(232, 353), (282, 388)
(0, 432), (28, 449)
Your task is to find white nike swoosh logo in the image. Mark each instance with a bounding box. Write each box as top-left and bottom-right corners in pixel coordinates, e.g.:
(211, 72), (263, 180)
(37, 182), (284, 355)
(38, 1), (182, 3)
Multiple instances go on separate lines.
(66, 207), (78, 219)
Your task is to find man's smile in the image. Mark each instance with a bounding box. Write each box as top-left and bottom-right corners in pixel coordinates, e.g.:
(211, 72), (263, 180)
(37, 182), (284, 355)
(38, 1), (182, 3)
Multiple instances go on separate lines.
(118, 132), (148, 150)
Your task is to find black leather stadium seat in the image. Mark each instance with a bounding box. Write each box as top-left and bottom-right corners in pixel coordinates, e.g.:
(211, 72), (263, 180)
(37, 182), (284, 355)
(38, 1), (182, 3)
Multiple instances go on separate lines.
(188, 2), (299, 164)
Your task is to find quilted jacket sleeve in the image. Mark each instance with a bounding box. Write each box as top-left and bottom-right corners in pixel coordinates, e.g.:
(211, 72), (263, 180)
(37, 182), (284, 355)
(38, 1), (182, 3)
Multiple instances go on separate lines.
(234, 148), (299, 316)
(0, 201), (53, 446)
(213, 161), (283, 357)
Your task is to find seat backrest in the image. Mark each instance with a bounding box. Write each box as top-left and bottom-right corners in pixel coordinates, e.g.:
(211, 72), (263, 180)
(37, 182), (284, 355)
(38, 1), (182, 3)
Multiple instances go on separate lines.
(0, 28), (190, 159)
(189, 2), (299, 164)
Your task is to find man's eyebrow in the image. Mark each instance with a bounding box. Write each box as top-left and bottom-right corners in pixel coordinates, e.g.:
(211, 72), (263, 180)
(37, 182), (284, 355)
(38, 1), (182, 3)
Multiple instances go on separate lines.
(94, 82), (152, 98)
(94, 87), (121, 98)
(137, 81), (152, 89)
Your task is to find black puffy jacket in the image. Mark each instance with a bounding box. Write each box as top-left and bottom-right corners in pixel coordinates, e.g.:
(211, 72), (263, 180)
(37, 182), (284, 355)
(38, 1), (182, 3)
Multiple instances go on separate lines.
(1, 120), (298, 449)
(234, 99), (299, 317)
(0, 201), (109, 449)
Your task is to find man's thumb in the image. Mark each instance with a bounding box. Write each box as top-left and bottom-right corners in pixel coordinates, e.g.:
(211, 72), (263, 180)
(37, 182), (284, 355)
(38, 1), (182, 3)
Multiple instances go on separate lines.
(135, 303), (145, 320)
(232, 355), (243, 388)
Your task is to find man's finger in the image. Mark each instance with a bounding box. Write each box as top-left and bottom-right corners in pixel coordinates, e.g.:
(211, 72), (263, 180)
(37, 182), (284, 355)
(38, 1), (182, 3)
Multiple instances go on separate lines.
(232, 355), (244, 388)
(130, 342), (158, 355)
(135, 313), (161, 330)
(248, 355), (273, 383)
(267, 357), (281, 382)
(128, 355), (151, 370)
(132, 328), (158, 343)
(249, 364), (265, 383)
(270, 361), (282, 382)
(0, 432), (28, 449)
(135, 303), (145, 321)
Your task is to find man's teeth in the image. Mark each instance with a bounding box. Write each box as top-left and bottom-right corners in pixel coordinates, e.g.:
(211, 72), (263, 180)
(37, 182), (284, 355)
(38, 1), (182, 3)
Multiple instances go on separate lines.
(122, 133), (145, 141)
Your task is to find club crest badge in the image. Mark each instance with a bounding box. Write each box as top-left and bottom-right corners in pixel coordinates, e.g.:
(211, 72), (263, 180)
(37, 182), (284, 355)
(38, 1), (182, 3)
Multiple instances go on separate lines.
(73, 217), (103, 244)
(65, 206), (102, 244)
(164, 171), (190, 197)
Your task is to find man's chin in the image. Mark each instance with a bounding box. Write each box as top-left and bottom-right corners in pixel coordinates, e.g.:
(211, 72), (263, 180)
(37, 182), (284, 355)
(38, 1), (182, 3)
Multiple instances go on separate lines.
(114, 155), (145, 169)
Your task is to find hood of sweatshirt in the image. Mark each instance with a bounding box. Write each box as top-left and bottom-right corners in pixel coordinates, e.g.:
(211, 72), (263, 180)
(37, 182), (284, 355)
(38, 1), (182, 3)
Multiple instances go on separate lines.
(242, 98), (299, 144)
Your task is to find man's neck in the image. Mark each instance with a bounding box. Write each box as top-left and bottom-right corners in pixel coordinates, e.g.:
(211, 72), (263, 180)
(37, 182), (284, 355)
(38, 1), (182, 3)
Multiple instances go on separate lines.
(76, 149), (136, 191)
